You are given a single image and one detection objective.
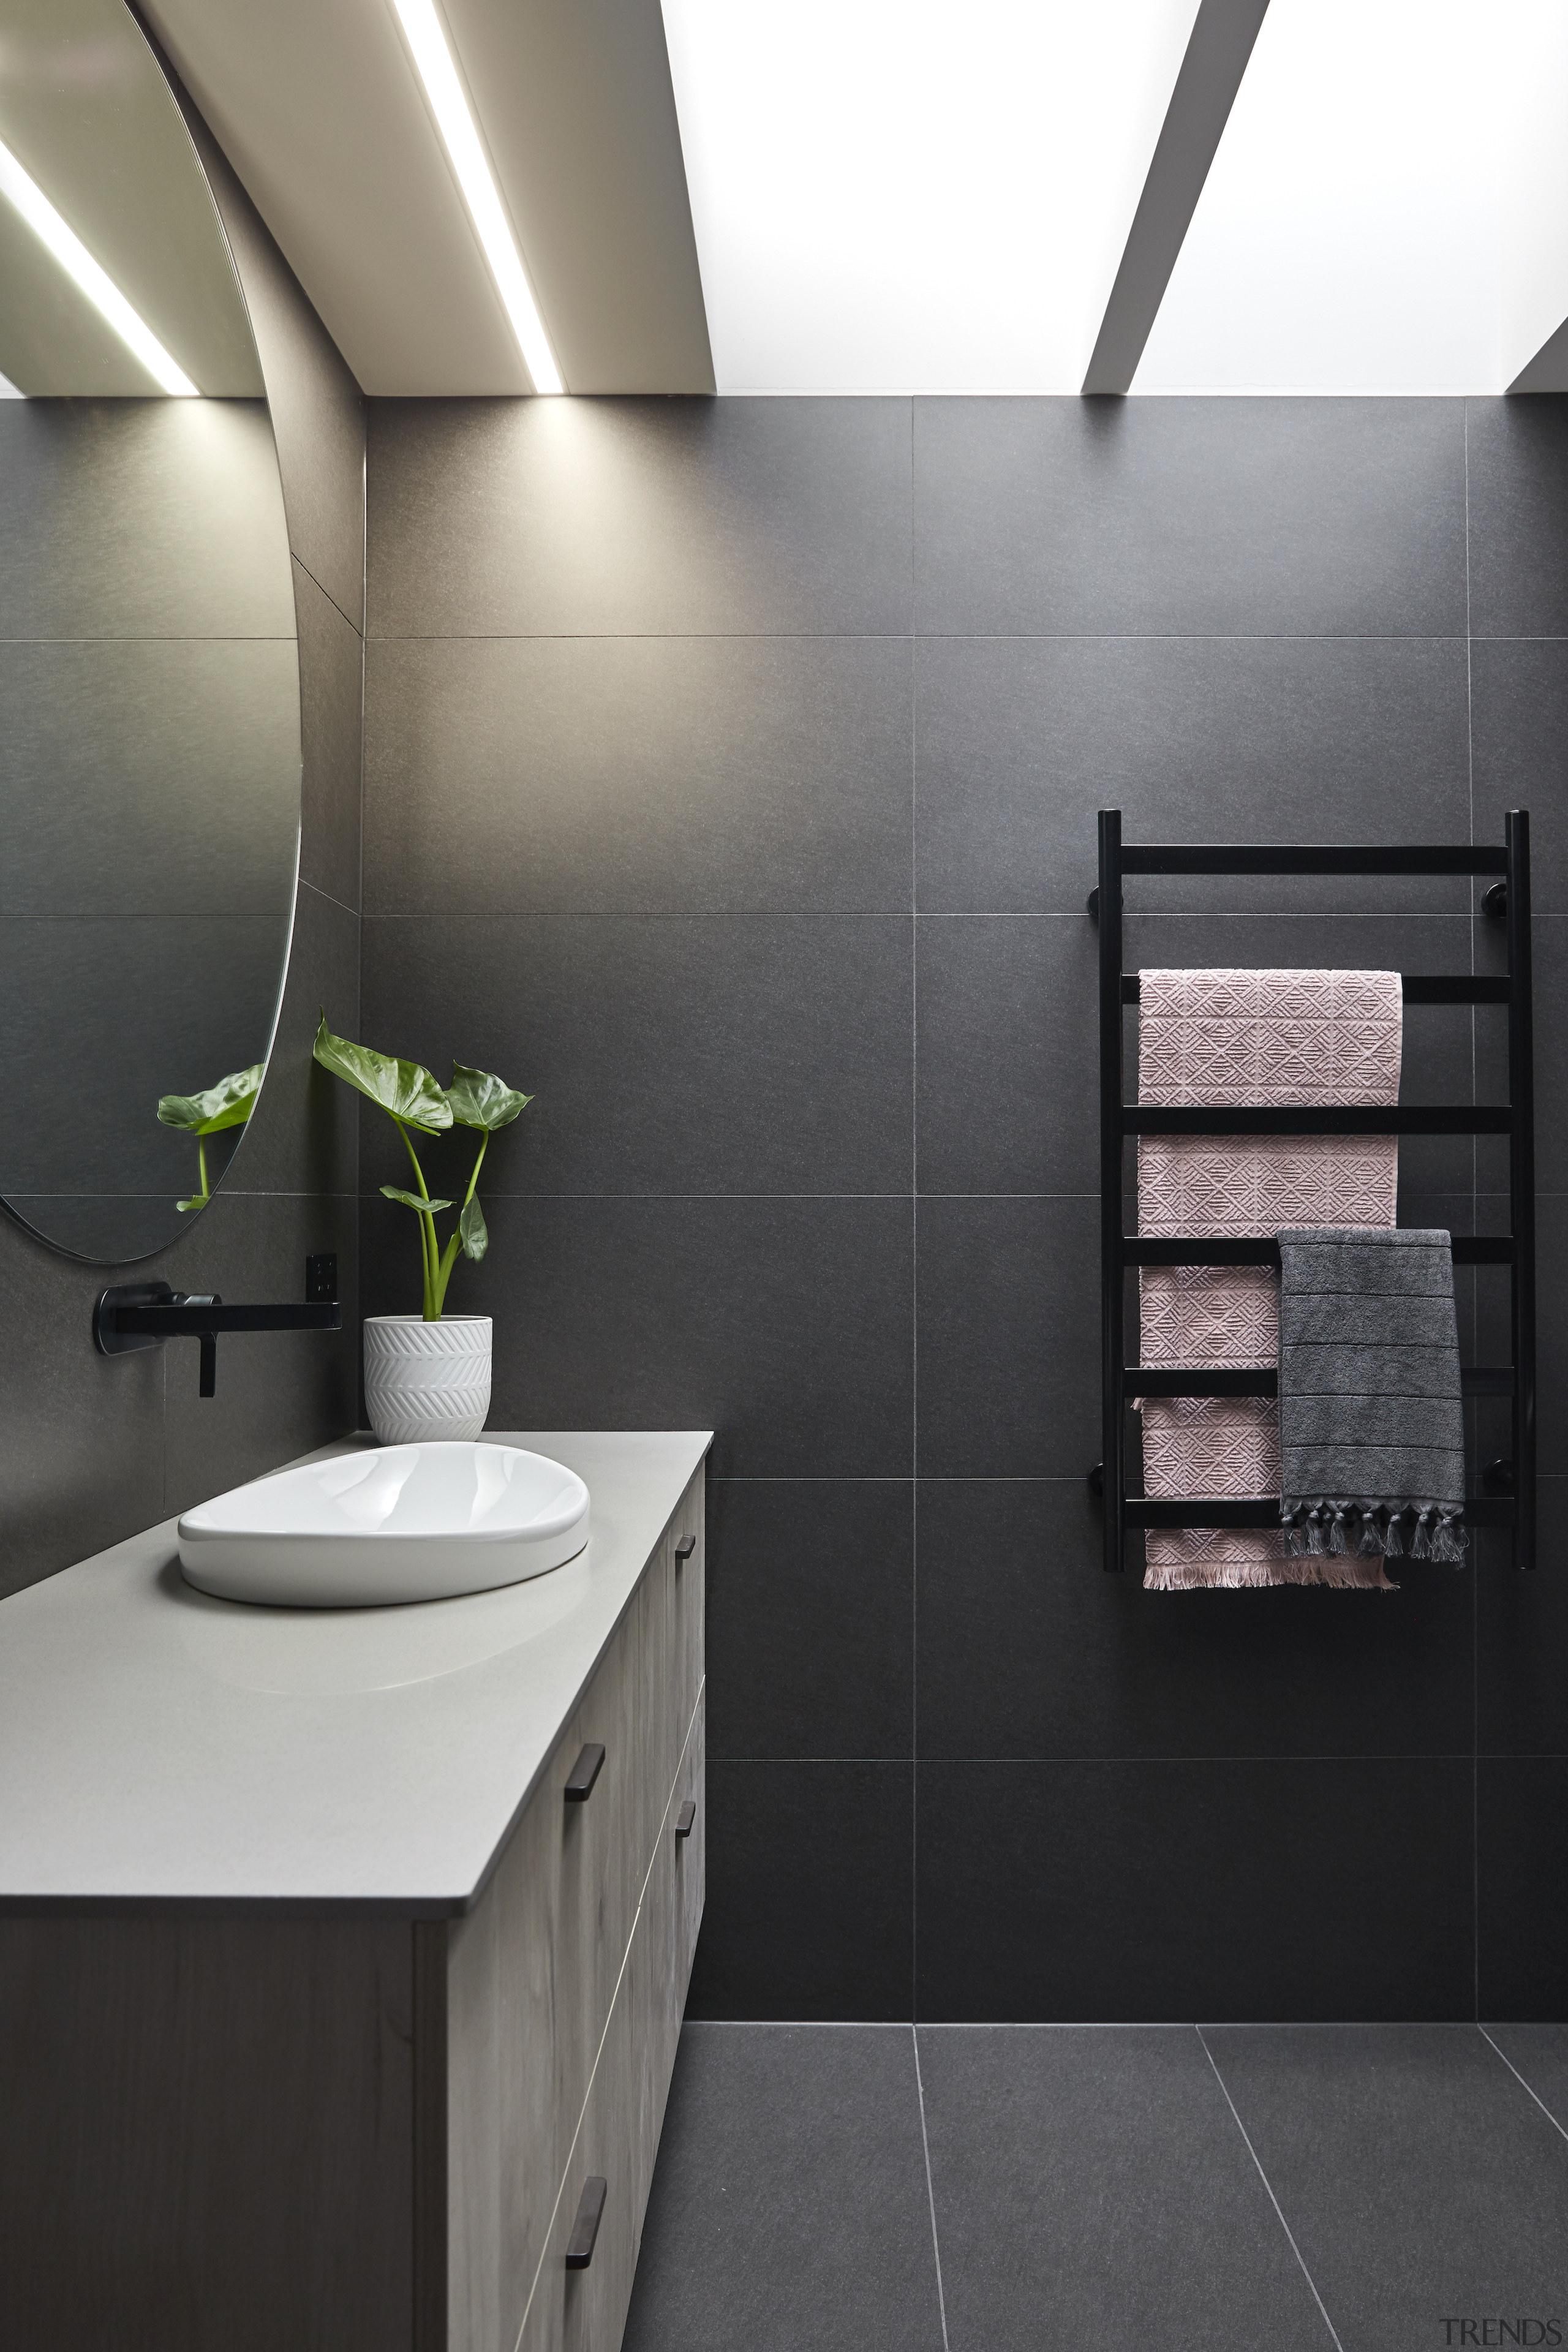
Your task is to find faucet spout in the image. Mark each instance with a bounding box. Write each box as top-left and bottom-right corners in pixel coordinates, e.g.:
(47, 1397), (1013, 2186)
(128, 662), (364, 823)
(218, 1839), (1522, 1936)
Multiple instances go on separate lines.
(93, 1256), (341, 1398)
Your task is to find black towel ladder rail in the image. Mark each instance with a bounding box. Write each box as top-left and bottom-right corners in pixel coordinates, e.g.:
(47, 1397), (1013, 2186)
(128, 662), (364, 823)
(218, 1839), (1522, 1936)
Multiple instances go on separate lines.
(1093, 808), (1536, 1573)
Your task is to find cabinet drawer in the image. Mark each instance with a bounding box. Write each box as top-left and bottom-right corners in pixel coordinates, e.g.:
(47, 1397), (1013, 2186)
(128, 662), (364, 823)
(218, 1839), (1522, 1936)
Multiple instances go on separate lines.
(446, 1596), (644, 2352)
(637, 1471), (705, 1848)
(516, 1917), (643, 2352)
(631, 1687), (704, 2193)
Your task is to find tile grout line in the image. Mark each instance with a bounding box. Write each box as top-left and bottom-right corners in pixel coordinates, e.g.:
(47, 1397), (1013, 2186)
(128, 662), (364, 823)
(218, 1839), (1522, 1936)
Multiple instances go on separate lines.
(1464, 397), (1481, 2023)
(1196, 2028), (1346, 2352)
(910, 2026), (952, 2352)
(1478, 2026), (1568, 2146)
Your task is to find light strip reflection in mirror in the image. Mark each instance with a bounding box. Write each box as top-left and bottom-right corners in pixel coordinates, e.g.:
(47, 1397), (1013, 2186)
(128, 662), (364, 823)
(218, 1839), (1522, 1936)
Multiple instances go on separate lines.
(0, 137), (198, 396)
(390, 0), (563, 394)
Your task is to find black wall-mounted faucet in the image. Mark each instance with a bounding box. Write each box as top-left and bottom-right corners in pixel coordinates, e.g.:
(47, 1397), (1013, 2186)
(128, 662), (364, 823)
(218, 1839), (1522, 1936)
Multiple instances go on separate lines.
(94, 1254), (342, 1397)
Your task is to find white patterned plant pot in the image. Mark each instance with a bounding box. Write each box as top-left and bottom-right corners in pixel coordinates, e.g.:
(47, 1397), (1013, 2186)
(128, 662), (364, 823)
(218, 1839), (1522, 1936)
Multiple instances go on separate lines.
(363, 1314), (492, 1445)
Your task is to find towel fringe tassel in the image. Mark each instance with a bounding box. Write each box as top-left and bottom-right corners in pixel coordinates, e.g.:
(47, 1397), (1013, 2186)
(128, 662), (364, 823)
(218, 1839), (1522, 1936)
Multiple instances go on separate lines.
(1280, 1499), (1466, 1565)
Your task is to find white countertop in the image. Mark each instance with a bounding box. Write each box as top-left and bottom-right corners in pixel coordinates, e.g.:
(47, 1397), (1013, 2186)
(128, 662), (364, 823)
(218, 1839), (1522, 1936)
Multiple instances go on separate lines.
(0, 1431), (710, 1915)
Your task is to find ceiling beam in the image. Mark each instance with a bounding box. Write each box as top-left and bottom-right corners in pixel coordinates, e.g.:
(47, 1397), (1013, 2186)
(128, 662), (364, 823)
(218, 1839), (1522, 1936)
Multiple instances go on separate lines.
(1082, 0), (1270, 396)
(1508, 317), (1568, 395)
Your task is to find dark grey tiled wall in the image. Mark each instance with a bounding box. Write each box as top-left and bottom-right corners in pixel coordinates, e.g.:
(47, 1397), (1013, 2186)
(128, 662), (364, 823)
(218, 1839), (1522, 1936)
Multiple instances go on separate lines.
(361, 393), (1568, 2023)
(0, 102), (364, 1599)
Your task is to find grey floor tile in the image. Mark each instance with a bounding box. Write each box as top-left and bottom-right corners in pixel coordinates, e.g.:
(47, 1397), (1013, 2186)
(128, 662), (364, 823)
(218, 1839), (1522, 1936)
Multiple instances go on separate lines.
(1207, 2025), (1568, 2352)
(1482, 2026), (1568, 2136)
(918, 2026), (1332, 2352)
(624, 2026), (944, 2352)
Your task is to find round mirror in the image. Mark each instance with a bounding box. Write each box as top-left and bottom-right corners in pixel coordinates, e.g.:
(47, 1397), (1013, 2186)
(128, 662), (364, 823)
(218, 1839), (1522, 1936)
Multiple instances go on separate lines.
(0, 0), (300, 1261)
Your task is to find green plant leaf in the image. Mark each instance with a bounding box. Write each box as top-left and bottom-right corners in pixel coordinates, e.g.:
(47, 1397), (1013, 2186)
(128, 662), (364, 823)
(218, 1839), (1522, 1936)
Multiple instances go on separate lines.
(445, 1062), (532, 1132)
(156, 1061), (265, 1136)
(459, 1195), (489, 1260)
(381, 1185), (454, 1214)
(314, 1012), (452, 1134)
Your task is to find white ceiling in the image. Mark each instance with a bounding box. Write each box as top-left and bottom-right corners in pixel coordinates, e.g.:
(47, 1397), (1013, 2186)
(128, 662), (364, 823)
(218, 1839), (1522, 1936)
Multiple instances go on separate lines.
(141, 0), (712, 394)
(123, 0), (1568, 398)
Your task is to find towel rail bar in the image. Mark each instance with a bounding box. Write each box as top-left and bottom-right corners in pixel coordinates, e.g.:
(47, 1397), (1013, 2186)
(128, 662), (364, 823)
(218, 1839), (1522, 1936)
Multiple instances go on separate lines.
(1129, 1496), (1515, 1529)
(1118, 844), (1507, 876)
(1120, 974), (1510, 1005)
(1129, 1365), (1512, 1399)
(1096, 808), (1536, 1574)
(1125, 1236), (1512, 1265)
(1125, 1105), (1511, 1136)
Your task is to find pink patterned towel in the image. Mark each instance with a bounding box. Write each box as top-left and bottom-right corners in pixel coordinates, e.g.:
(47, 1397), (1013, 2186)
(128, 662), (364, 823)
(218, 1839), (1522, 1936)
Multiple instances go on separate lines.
(1136, 969), (1401, 1591)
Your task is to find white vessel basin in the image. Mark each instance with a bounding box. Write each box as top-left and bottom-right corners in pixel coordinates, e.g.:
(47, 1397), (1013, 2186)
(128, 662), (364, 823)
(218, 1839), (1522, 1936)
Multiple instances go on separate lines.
(178, 1442), (591, 1608)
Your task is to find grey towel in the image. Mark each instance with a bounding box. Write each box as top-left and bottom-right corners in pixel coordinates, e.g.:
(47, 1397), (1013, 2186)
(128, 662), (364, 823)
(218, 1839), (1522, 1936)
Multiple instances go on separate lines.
(1277, 1227), (1466, 1563)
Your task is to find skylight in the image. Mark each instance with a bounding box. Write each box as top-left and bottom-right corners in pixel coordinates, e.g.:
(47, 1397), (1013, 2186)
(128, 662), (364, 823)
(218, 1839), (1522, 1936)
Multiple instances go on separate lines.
(661, 0), (1200, 394)
(1135, 0), (1568, 396)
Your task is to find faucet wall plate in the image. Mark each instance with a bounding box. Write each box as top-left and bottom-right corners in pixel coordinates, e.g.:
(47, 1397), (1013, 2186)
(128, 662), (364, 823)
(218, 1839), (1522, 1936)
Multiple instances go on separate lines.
(94, 1282), (176, 1356)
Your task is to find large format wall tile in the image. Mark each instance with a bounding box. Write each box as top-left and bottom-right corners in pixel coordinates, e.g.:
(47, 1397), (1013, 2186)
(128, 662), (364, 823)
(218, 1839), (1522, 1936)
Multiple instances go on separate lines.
(1477, 1758), (1568, 2018)
(363, 635), (913, 915)
(706, 1480), (913, 1761)
(356, 391), (1568, 2023)
(913, 397), (1466, 638)
(295, 564), (364, 913)
(1467, 396), (1568, 639)
(361, 1193), (914, 1478)
(360, 913), (913, 1196)
(368, 398), (913, 638)
(915, 1479), (1476, 1763)
(916, 1195), (1098, 1477)
(914, 634), (1470, 914)
(915, 1758), (1476, 2020)
(686, 1763), (914, 2019)
(0, 639), (300, 918)
(1469, 638), (1568, 914)
(0, 401), (296, 640)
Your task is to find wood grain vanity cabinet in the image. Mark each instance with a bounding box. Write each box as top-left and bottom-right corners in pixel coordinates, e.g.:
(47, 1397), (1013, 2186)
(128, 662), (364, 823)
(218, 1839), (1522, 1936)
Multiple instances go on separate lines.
(0, 1434), (707, 2352)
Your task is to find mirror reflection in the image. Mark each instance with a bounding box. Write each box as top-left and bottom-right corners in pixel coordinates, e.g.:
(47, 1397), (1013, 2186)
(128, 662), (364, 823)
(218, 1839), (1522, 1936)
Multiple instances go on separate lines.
(0, 0), (301, 1261)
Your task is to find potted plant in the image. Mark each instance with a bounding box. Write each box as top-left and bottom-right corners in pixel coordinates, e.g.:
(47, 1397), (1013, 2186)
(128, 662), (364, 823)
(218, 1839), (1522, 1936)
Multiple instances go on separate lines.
(313, 1013), (532, 1444)
(157, 1061), (265, 1211)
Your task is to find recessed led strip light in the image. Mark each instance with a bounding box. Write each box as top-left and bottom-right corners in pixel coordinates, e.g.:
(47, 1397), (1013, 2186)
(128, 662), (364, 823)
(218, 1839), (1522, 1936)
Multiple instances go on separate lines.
(0, 136), (196, 396)
(391, 0), (563, 394)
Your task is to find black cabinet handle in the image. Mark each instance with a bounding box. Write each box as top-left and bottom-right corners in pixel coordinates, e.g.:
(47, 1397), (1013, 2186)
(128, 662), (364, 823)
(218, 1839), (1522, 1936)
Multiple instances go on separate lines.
(674, 1534), (696, 1560)
(675, 1800), (696, 1840)
(565, 2176), (607, 2271)
(564, 1744), (605, 1802)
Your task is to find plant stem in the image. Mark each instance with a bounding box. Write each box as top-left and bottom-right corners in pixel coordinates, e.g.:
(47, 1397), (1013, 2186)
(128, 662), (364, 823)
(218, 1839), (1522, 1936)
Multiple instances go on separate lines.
(430, 1132), (489, 1317)
(197, 1137), (209, 1205)
(394, 1119), (440, 1318)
